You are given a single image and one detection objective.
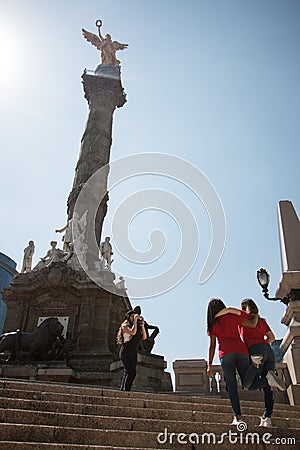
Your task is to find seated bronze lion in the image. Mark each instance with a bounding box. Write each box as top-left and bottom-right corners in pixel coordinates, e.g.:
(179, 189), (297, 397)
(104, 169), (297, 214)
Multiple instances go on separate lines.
(0, 317), (64, 361)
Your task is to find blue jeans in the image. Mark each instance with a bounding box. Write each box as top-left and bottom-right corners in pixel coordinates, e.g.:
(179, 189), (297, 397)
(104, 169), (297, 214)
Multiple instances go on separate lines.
(220, 352), (256, 417)
(247, 343), (275, 418)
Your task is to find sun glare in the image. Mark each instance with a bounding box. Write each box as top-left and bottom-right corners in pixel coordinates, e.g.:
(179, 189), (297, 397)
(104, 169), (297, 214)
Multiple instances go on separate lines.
(0, 23), (27, 89)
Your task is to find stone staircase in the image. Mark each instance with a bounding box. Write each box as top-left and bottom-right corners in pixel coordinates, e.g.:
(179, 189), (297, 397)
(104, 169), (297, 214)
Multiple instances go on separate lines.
(0, 379), (299, 449)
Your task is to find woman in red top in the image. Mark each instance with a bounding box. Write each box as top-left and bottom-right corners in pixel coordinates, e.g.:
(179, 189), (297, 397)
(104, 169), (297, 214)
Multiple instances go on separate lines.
(240, 298), (285, 427)
(207, 298), (259, 425)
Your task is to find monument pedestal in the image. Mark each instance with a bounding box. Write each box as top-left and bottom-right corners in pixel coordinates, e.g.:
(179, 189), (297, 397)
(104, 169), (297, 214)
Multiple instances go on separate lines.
(0, 362), (75, 383)
(110, 352), (173, 392)
(2, 261), (172, 391)
(2, 261), (131, 385)
(173, 359), (210, 394)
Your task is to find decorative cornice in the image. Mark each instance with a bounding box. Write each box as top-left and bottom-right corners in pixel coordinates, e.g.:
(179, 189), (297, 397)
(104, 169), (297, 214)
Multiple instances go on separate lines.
(82, 72), (126, 109)
(276, 271), (300, 299)
(281, 299), (300, 326)
(4, 261), (117, 301)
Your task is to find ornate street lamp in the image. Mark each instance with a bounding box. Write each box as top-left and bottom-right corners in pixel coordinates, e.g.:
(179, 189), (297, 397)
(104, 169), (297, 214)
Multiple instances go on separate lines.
(256, 268), (290, 305)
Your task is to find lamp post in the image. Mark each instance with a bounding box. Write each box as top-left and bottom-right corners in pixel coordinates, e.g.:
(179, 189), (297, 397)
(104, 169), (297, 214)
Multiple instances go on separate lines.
(256, 268), (290, 305)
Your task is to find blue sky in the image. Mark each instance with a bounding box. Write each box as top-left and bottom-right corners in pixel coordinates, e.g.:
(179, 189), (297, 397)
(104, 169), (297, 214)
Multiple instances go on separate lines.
(0, 0), (299, 381)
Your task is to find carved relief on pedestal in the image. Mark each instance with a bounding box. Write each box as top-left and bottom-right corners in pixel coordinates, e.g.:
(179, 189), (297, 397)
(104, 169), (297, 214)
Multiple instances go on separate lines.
(76, 296), (93, 351)
(18, 263), (87, 294)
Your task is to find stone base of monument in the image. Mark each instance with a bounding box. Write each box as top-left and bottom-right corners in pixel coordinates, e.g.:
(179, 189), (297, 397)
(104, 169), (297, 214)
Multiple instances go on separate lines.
(0, 362), (74, 383)
(66, 353), (116, 386)
(1, 262), (132, 386)
(0, 355), (173, 391)
(1, 262), (173, 391)
(110, 352), (173, 392)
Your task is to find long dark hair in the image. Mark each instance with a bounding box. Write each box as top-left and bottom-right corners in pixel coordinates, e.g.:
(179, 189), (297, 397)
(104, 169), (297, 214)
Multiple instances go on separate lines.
(124, 310), (135, 324)
(207, 298), (226, 333)
(116, 310), (135, 345)
(240, 298), (264, 321)
(241, 298), (258, 314)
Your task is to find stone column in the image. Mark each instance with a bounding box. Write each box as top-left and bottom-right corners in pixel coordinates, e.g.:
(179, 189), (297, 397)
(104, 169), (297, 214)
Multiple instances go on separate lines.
(276, 201), (300, 405)
(278, 201), (300, 273)
(280, 300), (300, 405)
(67, 65), (126, 250)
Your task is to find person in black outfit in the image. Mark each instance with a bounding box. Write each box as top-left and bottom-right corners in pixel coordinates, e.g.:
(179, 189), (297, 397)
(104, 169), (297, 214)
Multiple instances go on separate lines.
(117, 310), (147, 391)
(133, 305), (160, 353)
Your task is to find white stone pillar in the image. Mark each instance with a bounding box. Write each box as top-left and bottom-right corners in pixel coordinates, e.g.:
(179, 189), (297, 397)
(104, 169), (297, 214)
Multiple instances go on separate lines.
(281, 300), (300, 405)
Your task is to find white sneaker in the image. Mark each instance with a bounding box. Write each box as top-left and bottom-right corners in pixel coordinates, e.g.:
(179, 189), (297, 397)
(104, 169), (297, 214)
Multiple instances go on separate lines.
(251, 354), (263, 365)
(231, 417), (246, 426)
(266, 370), (286, 391)
(259, 417), (272, 427)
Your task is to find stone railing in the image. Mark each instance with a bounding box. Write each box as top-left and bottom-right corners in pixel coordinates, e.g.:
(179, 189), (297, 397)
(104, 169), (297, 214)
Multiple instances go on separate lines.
(173, 358), (289, 404)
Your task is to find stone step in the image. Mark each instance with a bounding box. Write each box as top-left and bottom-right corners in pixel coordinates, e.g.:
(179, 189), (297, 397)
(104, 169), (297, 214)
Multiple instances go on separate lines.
(0, 379), (299, 449)
(2, 378), (300, 411)
(0, 407), (300, 432)
(0, 397), (300, 428)
(0, 445), (170, 450)
(0, 443), (292, 450)
(0, 423), (299, 450)
(1, 384), (299, 418)
(0, 443), (291, 450)
(1, 393), (299, 425)
(0, 424), (183, 449)
(0, 379), (187, 402)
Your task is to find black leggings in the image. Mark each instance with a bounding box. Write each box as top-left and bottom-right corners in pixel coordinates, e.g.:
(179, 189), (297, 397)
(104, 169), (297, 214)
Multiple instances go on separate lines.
(119, 344), (138, 391)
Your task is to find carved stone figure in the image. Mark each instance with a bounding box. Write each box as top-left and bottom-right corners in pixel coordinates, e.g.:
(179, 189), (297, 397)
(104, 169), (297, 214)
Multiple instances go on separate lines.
(0, 317), (64, 361)
(100, 236), (114, 271)
(56, 211), (87, 252)
(21, 240), (35, 273)
(82, 19), (128, 66)
(55, 220), (73, 251)
(41, 241), (69, 265)
(115, 276), (127, 291)
(73, 233), (88, 271)
(94, 260), (102, 271)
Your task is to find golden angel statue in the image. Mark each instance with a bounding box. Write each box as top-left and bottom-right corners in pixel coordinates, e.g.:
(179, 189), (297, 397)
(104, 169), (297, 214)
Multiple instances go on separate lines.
(82, 20), (128, 66)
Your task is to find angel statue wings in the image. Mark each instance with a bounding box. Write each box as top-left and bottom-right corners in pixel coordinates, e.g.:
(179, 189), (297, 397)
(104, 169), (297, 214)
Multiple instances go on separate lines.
(82, 19), (128, 66)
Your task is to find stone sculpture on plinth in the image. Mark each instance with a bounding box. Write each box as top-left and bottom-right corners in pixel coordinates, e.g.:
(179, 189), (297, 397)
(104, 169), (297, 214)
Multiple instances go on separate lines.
(0, 318), (63, 361)
(100, 236), (114, 271)
(82, 20), (128, 66)
(37, 241), (70, 268)
(115, 276), (127, 292)
(21, 241), (35, 273)
(276, 201), (300, 405)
